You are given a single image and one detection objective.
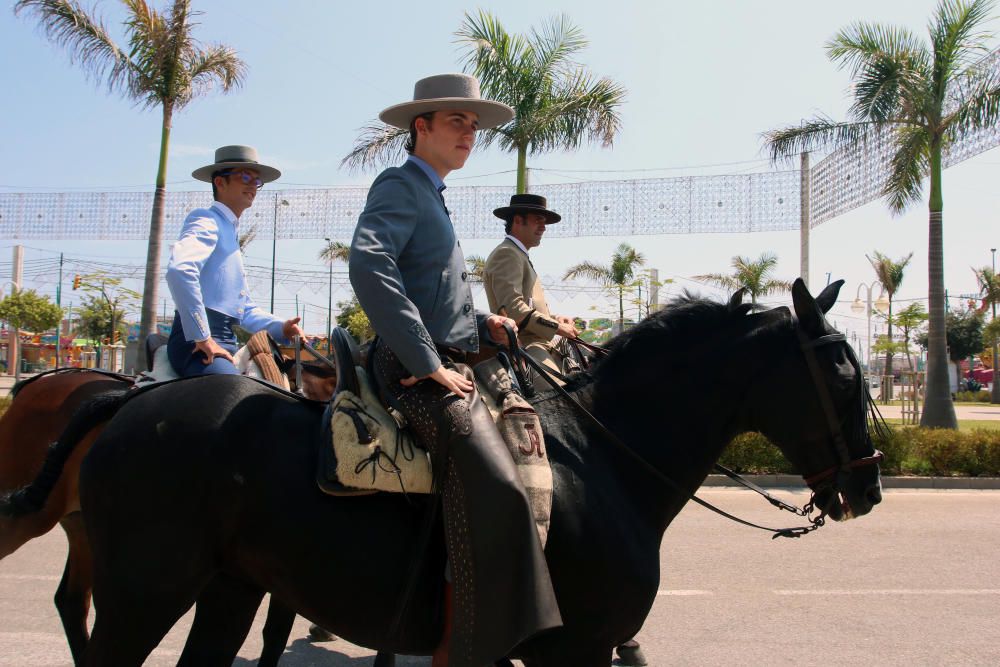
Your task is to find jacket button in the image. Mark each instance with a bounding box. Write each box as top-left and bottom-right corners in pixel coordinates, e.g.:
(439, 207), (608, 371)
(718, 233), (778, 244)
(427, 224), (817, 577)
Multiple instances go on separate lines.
(461, 271), (468, 281)
(469, 336), (477, 346)
(463, 304), (471, 314)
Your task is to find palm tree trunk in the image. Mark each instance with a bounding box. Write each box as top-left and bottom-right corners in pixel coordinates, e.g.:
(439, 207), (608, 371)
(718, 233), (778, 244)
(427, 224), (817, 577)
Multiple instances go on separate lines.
(618, 284), (624, 328)
(516, 145), (528, 194)
(137, 104), (173, 372)
(920, 139), (958, 428)
(992, 301), (999, 404)
(885, 301), (894, 400)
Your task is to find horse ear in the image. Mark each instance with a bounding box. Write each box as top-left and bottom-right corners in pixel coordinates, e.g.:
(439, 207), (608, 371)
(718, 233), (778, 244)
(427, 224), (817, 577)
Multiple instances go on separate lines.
(815, 279), (844, 314)
(791, 278), (826, 336)
(728, 288), (747, 310)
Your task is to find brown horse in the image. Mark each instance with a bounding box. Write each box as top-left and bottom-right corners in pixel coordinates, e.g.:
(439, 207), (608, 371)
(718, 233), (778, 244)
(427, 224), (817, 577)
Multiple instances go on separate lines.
(0, 365), (339, 666)
(0, 369), (133, 663)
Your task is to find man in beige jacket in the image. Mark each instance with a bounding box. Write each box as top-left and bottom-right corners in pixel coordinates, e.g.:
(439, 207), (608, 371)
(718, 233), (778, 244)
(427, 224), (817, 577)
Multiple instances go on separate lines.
(483, 194), (578, 372)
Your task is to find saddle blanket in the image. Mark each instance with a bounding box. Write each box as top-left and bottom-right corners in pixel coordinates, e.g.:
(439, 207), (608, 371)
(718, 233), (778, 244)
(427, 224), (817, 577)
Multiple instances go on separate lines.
(327, 360), (553, 546)
(136, 330), (289, 389)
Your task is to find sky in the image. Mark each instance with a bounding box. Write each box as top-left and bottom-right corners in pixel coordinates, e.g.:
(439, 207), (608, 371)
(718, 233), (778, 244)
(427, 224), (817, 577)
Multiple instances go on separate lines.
(1, 0), (998, 355)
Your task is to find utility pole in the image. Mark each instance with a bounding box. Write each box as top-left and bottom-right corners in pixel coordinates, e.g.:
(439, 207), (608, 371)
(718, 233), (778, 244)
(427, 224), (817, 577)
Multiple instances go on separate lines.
(799, 151), (810, 290)
(56, 252), (64, 367)
(8, 245), (23, 378)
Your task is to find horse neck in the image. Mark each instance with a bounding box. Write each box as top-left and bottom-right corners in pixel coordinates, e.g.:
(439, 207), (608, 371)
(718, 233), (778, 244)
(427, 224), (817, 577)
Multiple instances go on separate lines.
(586, 323), (780, 532)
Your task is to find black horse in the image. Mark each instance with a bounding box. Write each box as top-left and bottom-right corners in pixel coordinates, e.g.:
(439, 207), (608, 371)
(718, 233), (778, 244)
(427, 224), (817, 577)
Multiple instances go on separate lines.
(69, 279), (881, 666)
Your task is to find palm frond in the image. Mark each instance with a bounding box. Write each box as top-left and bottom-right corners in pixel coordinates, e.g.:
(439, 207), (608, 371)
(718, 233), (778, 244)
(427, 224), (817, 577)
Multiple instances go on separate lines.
(763, 116), (889, 163)
(455, 9), (527, 111)
(529, 13), (587, 79)
(945, 67), (1000, 136)
(319, 240), (350, 264)
(182, 44), (246, 107)
(930, 0), (996, 93)
(883, 124), (930, 213)
(972, 266), (1000, 307)
(340, 122), (409, 174)
(692, 273), (741, 292)
(827, 22), (927, 79)
(563, 261), (612, 286)
(14, 0), (132, 95)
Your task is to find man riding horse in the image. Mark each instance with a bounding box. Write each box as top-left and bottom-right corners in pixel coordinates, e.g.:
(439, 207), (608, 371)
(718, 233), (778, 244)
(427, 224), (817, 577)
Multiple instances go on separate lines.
(349, 73), (562, 666)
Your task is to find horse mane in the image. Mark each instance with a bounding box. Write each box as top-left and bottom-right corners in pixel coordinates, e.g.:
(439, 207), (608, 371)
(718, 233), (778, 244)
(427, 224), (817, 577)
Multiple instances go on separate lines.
(591, 292), (791, 384)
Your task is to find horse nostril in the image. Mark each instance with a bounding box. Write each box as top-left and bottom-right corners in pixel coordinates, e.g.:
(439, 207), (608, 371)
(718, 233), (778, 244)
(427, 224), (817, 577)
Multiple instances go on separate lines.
(866, 486), (883, 506)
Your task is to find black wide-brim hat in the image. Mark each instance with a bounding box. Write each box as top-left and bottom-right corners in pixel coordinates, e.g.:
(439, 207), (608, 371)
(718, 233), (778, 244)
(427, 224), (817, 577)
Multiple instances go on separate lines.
(493, 193), (561, 224)
(192, 145), (281, 183)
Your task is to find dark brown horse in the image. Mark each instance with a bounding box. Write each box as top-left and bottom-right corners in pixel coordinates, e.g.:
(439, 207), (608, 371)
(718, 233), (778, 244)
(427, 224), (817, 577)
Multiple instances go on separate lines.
(35, 280), (882, 666)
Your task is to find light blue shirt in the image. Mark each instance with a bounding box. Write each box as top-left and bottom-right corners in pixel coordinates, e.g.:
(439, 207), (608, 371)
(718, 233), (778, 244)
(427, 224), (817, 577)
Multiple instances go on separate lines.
(406, 155), (445, 193)
(166, 201), (285, 343)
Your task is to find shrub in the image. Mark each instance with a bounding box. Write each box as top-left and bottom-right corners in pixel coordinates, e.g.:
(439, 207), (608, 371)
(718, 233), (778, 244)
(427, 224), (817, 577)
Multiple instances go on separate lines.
(955, 390), (991, 402)
(719, 425), (1000, 477)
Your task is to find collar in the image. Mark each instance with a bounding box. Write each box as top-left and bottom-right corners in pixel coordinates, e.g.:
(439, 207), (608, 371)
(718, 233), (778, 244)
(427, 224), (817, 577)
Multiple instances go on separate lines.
(505, 234), (530, 256)
(406, 155), (446, 193)
(212, 201), (239, 225)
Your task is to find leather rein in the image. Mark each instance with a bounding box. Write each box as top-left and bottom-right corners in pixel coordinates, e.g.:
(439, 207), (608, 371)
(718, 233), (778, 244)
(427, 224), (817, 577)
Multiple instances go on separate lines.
(501, 325), (883, 539)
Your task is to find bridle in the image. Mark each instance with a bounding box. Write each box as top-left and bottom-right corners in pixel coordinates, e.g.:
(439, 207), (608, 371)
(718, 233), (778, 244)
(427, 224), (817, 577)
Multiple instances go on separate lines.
(501, 322), (882, 539)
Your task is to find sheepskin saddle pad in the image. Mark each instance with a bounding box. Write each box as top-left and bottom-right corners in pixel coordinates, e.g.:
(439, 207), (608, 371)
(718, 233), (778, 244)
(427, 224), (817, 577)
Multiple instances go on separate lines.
(136, 330), (289, 389)
(318, 359), (553, 547)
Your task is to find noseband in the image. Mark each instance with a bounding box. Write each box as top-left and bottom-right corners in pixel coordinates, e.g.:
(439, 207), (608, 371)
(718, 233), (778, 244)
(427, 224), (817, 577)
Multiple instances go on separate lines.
(795, 330), (884, 493)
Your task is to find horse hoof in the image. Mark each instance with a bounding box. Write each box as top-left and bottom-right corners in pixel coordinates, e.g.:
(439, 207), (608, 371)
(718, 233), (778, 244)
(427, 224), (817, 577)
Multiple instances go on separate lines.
(308, 624), (337, 642)
(615, 639), (648, 666)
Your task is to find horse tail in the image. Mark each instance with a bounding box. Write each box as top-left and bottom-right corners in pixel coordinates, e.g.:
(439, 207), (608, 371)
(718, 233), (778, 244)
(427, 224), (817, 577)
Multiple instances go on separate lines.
(0, 389), (129, 518)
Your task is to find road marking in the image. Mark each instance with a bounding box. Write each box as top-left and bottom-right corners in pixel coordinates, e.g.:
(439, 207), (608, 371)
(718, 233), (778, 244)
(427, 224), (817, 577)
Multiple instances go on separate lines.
(656, 589), (713, 596)
(775, 589), (1000, 595)
(0, 574), (61, 581)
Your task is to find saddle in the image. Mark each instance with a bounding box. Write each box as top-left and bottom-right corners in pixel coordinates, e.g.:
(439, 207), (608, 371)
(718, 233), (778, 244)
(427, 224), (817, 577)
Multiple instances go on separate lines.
(317, 328), (554, 546)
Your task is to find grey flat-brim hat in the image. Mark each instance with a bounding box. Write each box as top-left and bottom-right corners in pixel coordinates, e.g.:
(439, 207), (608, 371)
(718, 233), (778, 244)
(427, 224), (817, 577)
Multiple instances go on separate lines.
(192, 145), (281, 183)
(379, 73), (514, 130)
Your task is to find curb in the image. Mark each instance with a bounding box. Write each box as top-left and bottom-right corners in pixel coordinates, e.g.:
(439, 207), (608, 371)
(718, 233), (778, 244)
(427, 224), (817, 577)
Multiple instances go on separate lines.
(701, 474), (1000, 490)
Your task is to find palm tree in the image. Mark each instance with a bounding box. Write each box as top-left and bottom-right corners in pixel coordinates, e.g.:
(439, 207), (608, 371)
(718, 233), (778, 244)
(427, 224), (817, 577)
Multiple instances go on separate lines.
(763, 0), (1000, 428)
(318, 239), (350, 265)
(465, 254), (486, 284)
(868, 250), (913, 399)
(973, 265), (1000, 402)
(693, 253), (793, 306)
(563, 243), (645, 326)
(342, 11), (626, 194)
(15, 0), (247, 370)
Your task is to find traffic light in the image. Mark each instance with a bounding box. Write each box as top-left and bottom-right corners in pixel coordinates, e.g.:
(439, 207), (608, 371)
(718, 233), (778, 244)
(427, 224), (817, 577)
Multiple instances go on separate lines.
(72, 275), (81, 290)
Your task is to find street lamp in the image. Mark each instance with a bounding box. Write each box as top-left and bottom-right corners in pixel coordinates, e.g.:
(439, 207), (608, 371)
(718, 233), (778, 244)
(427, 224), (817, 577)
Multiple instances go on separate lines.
(851, 280), (889, 371)
(324, 237), (333, 340)
(270, 197), (289, 312)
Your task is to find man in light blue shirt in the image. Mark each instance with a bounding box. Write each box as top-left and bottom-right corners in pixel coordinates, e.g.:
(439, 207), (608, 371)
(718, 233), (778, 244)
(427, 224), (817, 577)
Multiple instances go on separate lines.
(166, 145), (304, 377)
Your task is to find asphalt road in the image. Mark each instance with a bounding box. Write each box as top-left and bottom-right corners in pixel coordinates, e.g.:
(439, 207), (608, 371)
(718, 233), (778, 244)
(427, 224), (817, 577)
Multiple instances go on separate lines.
(1, 488), (999, 666)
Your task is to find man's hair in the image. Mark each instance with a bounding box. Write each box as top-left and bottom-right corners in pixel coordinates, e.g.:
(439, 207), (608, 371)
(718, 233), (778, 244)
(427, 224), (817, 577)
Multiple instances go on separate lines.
(504, 214), (517, 235)
(211, 170), (226, 200)
(405, 112), (435, 154)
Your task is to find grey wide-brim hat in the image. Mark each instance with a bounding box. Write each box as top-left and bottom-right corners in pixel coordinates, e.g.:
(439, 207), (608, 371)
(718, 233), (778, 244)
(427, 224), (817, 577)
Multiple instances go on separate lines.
(191, 145), (281, 183)
(379, 73), (514, 130)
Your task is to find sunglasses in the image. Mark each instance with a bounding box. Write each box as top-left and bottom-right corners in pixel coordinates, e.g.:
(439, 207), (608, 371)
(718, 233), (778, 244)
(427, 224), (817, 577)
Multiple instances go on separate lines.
(219, 170), (264, 189)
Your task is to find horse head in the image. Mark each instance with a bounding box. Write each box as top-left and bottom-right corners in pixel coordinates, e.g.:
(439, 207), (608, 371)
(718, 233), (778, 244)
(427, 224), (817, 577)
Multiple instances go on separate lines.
(749, 278), (883, 522)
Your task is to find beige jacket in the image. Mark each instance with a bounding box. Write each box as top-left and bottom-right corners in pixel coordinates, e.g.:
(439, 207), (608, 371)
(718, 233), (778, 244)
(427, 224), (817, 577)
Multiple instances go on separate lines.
(483, 238), (559, 347)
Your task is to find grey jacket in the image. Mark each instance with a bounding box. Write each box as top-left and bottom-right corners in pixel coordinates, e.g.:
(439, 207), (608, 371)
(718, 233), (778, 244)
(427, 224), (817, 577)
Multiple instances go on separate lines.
(349, 160), (489, 377)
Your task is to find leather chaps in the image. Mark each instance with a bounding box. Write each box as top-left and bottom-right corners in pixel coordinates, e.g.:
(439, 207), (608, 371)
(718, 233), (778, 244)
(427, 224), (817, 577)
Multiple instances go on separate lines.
(372, 341), (562, 666)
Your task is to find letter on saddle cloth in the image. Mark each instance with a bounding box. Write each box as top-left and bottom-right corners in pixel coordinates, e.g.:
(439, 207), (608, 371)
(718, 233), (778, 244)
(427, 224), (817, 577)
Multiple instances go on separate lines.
(320, 333), (553, 547)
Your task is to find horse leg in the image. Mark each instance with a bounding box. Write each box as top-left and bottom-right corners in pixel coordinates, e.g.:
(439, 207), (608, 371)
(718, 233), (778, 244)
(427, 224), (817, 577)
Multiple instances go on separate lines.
(176, 573), (265, 667)
(54, 512), (92, 667)
(373, 651), (397, 667)
(258, 596), (296, 667)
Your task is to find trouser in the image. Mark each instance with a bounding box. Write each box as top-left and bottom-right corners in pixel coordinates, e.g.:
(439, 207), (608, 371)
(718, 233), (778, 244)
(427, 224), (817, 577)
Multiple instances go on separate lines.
(166, 310), (240, 377)
(371, 340), (562, 667)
